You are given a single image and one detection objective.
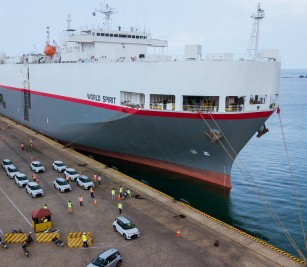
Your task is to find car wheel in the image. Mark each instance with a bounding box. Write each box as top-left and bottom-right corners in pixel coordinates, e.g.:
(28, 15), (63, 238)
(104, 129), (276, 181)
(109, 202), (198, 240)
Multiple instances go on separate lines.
(123, 234), (127, 240)
(113, 225), (117, 232)
(31, 193), (34, 198)
(116, 261), (122, 267)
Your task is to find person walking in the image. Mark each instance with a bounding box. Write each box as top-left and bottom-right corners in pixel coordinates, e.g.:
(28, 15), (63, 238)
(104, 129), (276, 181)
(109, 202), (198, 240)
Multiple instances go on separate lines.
(119, 186), (123, 198)
(68, 201), (73, 214)
(65, 174), (70, 184)
(79, 195), (83, 206)
(90, 187), (94, 198)
(93, 174), (97, 184)
(32, 173), (37, 182)
(82, 232), (88, 248)
(111, 188), (116, 200)
(118, 202), (122, 214)
(20, 142), (24, 150)
(29, 138), (33, 148)
(97, 175), (101, 185)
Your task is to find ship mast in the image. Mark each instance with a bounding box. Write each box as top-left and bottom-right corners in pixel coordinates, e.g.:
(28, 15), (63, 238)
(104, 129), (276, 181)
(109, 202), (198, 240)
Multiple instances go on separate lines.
(247, 3), (265, 59)
(95, 3), (118, 29)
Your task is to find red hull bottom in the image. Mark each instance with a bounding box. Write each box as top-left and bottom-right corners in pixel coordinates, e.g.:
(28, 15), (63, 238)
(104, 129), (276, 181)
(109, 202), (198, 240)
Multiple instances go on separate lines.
(73, 145), (232, 190)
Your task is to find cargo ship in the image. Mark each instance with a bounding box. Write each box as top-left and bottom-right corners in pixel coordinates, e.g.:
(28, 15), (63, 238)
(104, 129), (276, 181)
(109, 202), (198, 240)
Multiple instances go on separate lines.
(0, 4), (280, 189)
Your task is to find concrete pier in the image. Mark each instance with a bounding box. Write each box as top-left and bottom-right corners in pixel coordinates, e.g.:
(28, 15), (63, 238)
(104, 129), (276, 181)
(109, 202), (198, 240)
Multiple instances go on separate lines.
(0, 116), (304, 267)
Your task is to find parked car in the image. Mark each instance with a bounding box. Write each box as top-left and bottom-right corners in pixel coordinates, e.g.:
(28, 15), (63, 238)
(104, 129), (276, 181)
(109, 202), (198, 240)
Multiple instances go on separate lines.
(112, 216), (140, 240)
(76, 175), (94, 190)
(30, 161), (45, 173)
(25, 182), (44, 197)
(87, 248), (123, 267)
(64, 168), (80, 181)
(2, 159), (14, 170)
(14, 173), (30, 187)
(52, 160), (67, 173)
(6, 165), (20, 178)
(53, 177), (72, 192)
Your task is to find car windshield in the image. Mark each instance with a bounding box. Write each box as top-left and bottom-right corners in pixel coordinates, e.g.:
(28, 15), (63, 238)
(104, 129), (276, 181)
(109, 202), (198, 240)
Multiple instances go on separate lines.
(30, 185), (41, 190)
(58, 180), (68, 185)
(33, 163), (42, 167)
(123, 222), (135, 230)
(68, 170), (78, 175)
(92, 256), (106, 267)
(4, 160), (13, 165)
(18, 176), (28, 181)
(56, 162), (65, 167)
(81, 177), (91, 183)
(9, 167), (18, 172)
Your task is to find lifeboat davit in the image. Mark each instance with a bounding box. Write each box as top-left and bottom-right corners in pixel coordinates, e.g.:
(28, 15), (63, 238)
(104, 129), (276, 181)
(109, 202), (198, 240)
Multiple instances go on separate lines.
(44, 45), (56, 57)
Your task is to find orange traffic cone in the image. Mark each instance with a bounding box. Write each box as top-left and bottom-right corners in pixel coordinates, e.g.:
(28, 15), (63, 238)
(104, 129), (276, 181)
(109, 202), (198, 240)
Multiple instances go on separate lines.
(117, 194), (121, 200)
(94, 199), (97, 206)
(177, 229), (181, 237)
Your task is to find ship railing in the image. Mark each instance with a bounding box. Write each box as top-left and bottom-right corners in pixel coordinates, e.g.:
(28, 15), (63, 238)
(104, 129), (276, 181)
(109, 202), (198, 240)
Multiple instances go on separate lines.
(182, 105), (220, 112)
(225, 105), (243, 112)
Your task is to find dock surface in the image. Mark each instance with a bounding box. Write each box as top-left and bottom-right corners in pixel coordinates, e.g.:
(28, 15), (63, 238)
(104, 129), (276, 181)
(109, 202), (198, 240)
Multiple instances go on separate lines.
(0, 117), (303, 267)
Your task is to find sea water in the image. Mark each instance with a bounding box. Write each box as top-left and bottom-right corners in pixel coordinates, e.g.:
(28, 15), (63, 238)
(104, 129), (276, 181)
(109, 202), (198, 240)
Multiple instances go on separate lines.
(92, 69), (307, 258)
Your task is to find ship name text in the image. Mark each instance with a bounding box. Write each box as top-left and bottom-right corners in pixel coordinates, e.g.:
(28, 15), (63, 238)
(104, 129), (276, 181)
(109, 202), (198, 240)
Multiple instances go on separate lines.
(87, 93), (116, 104)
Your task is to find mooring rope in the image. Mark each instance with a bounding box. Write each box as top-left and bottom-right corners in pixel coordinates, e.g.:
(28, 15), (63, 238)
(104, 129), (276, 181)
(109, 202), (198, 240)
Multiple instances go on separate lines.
(276, 107), (307, 252)
(199, 111), (306, 260)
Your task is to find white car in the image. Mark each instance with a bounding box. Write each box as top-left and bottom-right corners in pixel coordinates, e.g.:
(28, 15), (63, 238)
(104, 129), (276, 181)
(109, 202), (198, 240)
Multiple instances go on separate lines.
(112, 216), (140, 240)
(76, 175), (94, 190)
(64, 168), (80, 181)
(52, 160), (66, 173)
(2, 159), (14, 170)
(53, 177), (72, 192)
(30, 161), (45, 173)
(6, 165), (20, 178)
(14, 173), (30, 187)
(26, 182), (44, 197)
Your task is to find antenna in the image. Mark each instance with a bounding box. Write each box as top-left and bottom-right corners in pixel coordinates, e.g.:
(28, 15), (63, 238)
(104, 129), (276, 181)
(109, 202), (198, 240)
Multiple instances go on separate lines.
(95, 3), (118, 29)
(66, 14), (71, 30)
(46, 27), (50, 45)
(247, 3), (265, 59)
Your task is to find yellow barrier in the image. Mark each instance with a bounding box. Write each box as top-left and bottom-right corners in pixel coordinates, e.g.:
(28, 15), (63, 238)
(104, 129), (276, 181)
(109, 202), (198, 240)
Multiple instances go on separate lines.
(4, 233), (27, 243)
(67, 232), (92, 248)
(36, 232), (60, 243)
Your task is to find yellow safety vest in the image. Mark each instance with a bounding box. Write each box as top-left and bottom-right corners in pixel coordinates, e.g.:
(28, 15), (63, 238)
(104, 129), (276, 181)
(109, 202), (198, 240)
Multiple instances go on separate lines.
(68, 202), (72, 208)
(119, 187), (123, 193)
(111, 189), (115, 195)
(118, 203), (122, 209)
(82, 234), (87, 242)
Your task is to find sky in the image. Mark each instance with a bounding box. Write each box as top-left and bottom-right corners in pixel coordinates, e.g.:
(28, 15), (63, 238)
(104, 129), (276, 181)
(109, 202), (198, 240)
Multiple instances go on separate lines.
(0, 0), (306, 69)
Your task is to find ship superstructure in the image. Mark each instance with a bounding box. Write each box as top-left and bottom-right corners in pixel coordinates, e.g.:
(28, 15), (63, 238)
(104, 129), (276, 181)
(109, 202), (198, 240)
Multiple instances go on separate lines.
(0, 4), (280, 189)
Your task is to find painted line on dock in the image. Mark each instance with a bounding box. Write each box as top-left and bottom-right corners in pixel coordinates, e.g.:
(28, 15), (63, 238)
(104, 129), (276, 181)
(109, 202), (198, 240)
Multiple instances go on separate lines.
(0, 186), (32, 227)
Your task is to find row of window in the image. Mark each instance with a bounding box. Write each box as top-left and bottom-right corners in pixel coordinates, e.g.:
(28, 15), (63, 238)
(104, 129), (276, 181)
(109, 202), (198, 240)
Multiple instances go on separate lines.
(92, 32), (148, 39)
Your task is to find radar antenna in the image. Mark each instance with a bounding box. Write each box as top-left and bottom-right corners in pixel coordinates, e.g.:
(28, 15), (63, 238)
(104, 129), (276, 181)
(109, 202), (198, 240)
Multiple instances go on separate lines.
(95, 3), (118, 29)
(247, 3), (265, 59)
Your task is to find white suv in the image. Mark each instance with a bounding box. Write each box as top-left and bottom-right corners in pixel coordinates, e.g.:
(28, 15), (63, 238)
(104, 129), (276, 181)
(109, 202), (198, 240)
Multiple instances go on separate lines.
(30, 161), (45, 173)
(2, 159), (14, 170)
(6, 165), (20, 178)
(52, 160), (66, 173)
(112, 216), (140, 240)
(64, 168), (80, 181)
(26, 182), (44, 197)
(14, 173), (30, 187)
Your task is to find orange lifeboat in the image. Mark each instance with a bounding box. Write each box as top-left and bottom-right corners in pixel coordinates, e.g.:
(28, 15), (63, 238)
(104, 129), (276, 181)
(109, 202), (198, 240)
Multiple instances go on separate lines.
(44, 45), (56, 57)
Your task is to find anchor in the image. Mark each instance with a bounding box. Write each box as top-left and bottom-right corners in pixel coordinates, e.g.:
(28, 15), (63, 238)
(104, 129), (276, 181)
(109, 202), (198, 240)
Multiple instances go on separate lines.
(205, 129), (223, 144)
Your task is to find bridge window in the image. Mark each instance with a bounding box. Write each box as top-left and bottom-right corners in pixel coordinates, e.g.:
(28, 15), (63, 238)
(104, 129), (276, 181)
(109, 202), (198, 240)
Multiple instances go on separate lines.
(183, 96), (219, 112)
(150, 94), (175, 111)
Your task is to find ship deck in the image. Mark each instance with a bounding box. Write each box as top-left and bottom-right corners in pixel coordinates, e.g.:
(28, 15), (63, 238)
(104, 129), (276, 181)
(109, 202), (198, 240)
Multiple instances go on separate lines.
(0, 116), (303, 267)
